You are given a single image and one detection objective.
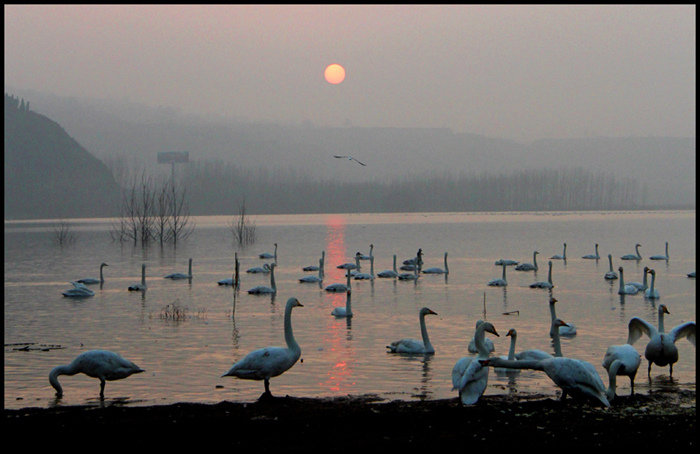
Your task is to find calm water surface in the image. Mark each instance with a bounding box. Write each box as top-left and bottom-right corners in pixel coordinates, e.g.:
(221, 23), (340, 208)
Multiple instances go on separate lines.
(4, 211), (696, 409)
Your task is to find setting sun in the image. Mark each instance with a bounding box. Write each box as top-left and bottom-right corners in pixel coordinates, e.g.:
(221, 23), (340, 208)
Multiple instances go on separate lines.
(324, 64), (345, 84)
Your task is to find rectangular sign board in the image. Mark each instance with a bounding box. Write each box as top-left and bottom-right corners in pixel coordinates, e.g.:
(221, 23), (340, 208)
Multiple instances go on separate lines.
(157, 151), (189, 164)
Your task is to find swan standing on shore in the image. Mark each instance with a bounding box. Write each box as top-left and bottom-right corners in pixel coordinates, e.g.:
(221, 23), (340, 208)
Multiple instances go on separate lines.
(649, 242), (669, 260)
(76, 263), (108, 285)
(331, 290), (353, 318)
(299, 258), (324, 283)
(452, 320), (500, 405)
(325, 269), (352, 293)
(530, 261), (554, 289)
(377, 255), (399, 278)
(259, 243), (277, 260)
(386, 307), (438, 354)
(604, 254), (618, 280)
(62, 281), (95, 298)
(550, 243), (567, 260)
(128, 264), (147, 291)
(627, 304), (696, 377)
(644, 269), (660, 298)
(247, 263), (277, 294)
(602, 343), (641, 399)
(422, 252), (449, 274)
(582, 244), (600, 260)
(621, 244), (642, 260)
(515, 251), (539, 271)
(617, 267), (639, 295)
(488, 264), (507, 286)
(164, 258), (193, 280)
(49, 350), (144, 398)
(549, 297), (577, 336)
(222, 297), (303, 398)
(628, 267), (649, 291)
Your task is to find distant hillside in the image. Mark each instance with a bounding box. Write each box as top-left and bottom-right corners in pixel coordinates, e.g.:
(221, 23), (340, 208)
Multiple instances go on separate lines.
(4, 93), (121, 220)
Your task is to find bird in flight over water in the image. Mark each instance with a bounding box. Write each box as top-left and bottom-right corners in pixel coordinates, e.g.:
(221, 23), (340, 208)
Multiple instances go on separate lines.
(334, 155), (367, 166)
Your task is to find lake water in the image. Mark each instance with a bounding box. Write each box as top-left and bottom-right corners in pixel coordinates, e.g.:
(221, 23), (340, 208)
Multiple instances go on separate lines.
(4, 211), (696, 409)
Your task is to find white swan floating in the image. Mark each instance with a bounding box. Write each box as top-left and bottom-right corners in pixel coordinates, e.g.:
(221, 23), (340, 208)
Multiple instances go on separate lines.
(303, 251), (325, 272)
(582, 244), (600, 260)
(128, 264), (147, 292)
(643, 269), (660, 299)
(397, 260), (420, 281)
(49, 350), (144, 398)
(325, 269), (352, 293)
(337, 252), (362, 270)
(649, 242), (669, 260)
(627, 267), (649, 291)
(487, 264), (508, 287)
(515, 251), (539, 271)
(422, 252), (449, 274)
(247, 263), (272, 274)
(549, 297), (577, 336)
(76, 263), (108, 285)
(604, 254), (618, 280)
(377, 255), (399, 278)
(259, 243), (277, 260)
(331, 290), (353, 318)
(617, 267), (639, 295)
(354, 255), (375, 280)
(627, 304), (695, 377)
(550, 243), (567, 260)
(247, 263), (277, 294)
(222, 297), (303, 398)
(452, 320), (499, 405)
(386, 307), (437, 354)
(164, 258), (193, 280)
(602, 343), (641, 400)
(62, 281), (95, 298)
(620, 243), (642, 261)
(357, 244), (373, 260)
(530, 260), (554, 289)
(495, 259), (519, 266)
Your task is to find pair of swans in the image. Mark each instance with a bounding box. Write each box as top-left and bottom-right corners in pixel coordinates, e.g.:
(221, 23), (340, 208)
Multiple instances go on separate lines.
(550, 243), (566, 260)
(164, 258), (193, 280)
(452, 320), (500, 405)
(604, 254), (618, 280)
(76, 263), (108, 285)
(62, 281), (95, 298)
(302, 251), (325, 272)
(49, 349), (144, 398)
(222, 297), (303, 398)
(487, 264), (507, 286)
(258, 243), (278, 260)
(247, 263), (276, 294)
(627, 304), (695, 377)
(530, 261), (554, 289)
(421, 252), (449, 274)
(386, 307), (437, 354)
(128, 264), (147, 291)
(582, 244), (600, 260)
(377, 255), (399, 278)
(649, 242), (669, 260)
(621, 244), (642, 261)
(515, 251), (539, 271)
(299, 258), (324, 283)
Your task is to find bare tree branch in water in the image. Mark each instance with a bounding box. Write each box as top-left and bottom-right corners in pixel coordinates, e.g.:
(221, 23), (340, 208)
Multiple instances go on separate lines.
(229, 197), (256, 245)
(48, 218), (77, 246)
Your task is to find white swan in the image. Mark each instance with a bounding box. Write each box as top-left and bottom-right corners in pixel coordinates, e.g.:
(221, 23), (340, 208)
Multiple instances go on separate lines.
(550, 243), (567, 260)
(386, 307), (438, 354)
(62, 281), (95, 298)
(487, 263), (507, 286)
(515, 318), (569, 361)
(128, 264), (147, 291)
(325, 269), (352, 293)
(530, 260), (554, 289)
(331, 290), (353, 318)
(494, 329), (520, 375)
(76, 263), (108, 285)
(299, 258), (324, 283)
(515, 251), (539, 271)
(377, 255), (399, 278)
(222, 297), (303, 397)
(602, 343), (641, 399)
(582, 244), (600, 260)
(354, 255), (375, 280)
(468, 320), (496, 354)
(397, 260), (419, 281)
(247, 263), (277, 294)
(49, 350), (144, 398)
(627, 267), (649, 291)
(620, 243), (642, 261)
(259, 243), (277, 260)
(337, 252), (362, 270)
(649, 242), (669, 260)
(247, 263), (272, 274)
(164, 258), (193, 280)
(495, 259), (519, 266)
(422, 252), (449, 274)
(303, 251), (325, 272)
(627, 304), (696, 377)
(402, 249), (423, 267)
(452, 320), (500, 405)
(643, 269), (660, 299)
(549, 297), (577, 336)
(604, 254), (618, 280)
(218, 253), (240, 286)
(617, 267), (639, 295)
(358, 244), (373, 260)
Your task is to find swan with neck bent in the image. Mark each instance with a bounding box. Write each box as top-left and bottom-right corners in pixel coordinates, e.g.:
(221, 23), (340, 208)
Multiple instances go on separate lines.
(76, 263), (108, 285)
(128, 264), (147, 291)
(164, 258), (193, 280)
(377, 255), (399, 278)
(247, 263), (272, 274)
(299, 258), (323, 283)
(643, 269), (660, 298)
(482, 318), (610, 407)
(649, 242), (669, 260)
(582, 244), (600, 260)
(530, 261), (554, 289)
(549, 297), (577, 336)
(386, 307), (438, 354)
(617, 267), (639, 295)
(325, 269), (352, 293)
(422, 252), (449, 274)
(550, 243), (567, 260)
(452, 320), (500, 405)
(602, 342), (641, 400)
(468, 320), (496, 353)
(487, 264), (507, 286)
(604, 254), (618, 280)
(331, 290), (353, 318)
(515, 251), (539, 271)
(62, 281), (95, 298)
(627, 304), (696, 377)
(222, 297), (303, 398)
(49, 350), (144, 398)
(247, 263), (277, 294)
(259, 243), (277, 260)
(621, 243), (642, 261)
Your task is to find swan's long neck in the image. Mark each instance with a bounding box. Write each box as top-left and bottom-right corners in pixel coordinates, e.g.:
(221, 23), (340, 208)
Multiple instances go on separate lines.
(608, 255), (614, 272)
(283, 302), (300, 353)
(507, 333), (517, 361)
(665, 242), (669, 257)
(595, 244), (599, 257)
(533, 252), (538, 270)
(100, 265), (105, 282)
(346, 269), (352, 292)
(642, 269), (649, 287)
(657, 305), (665, 333)
(188, 259), (192, 276)
(488, 358), (546, 371)
(49, 360), (83, 395)
(270, 265), (276, 290)
(618, 268), (625, 291)
(345, 291), (352, 315)
(562, 244), (567, 259)
(547, 262), (553, 284)
(141, 265), (146, 287)
(474, 322), (490, 359)
(419, 312), (432, 350)
(317, 259), (323, 279)
(649, 272), (656, 295)
(355, 256), (361, 272)
(635, 244), (641, 259)
(273, 244), (277, 260)
(606, 359), (622, 400)
(370, 256), (374, 278)
(552, 321), (564, 357)
(444, 253), (449, 274)
(502, 264), (507, 281)
(393, 255), (397, 273)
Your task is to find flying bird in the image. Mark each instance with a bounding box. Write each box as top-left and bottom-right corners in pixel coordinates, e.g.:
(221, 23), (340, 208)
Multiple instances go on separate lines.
(334, 155), (366, 166)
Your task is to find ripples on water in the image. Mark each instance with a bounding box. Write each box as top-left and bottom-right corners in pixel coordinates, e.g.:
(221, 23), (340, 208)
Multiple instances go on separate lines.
(4, 211), (696, 409)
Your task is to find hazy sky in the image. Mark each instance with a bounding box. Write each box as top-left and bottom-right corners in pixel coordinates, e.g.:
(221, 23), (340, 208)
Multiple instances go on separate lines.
(4, 5), (696, 142)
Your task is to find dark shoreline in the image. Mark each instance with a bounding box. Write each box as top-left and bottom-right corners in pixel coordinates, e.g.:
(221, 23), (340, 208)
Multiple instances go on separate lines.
(5, 390), (695, 448)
